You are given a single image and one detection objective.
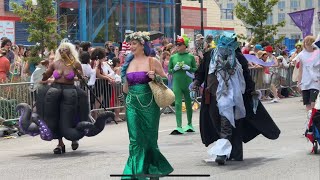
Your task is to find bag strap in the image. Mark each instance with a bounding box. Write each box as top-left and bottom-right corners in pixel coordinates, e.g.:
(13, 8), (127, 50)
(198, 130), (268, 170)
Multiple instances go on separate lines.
(149, 57), (155, 71)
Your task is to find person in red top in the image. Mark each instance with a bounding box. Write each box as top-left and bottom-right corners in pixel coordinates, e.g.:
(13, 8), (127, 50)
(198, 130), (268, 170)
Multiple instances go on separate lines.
(0, 48), (10, 83)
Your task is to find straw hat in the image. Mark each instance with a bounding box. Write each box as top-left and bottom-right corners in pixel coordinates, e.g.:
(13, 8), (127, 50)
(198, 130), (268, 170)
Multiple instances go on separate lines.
(257, 50), (267, 59)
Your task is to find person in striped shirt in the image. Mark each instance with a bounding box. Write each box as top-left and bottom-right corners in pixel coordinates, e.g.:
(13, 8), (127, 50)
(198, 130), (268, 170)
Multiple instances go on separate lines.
(120, 30), (133, 56)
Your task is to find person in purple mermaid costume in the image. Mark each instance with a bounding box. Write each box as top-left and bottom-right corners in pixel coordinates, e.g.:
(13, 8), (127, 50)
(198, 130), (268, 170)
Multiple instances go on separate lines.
(16, 40), (114, 154)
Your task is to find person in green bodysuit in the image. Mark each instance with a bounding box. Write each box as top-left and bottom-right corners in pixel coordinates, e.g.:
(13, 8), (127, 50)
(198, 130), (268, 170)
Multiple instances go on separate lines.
(168, 35), (197, 135)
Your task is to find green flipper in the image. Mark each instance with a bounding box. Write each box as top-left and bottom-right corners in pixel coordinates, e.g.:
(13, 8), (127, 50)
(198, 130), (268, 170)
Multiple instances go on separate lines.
(183, 124), (195, 132)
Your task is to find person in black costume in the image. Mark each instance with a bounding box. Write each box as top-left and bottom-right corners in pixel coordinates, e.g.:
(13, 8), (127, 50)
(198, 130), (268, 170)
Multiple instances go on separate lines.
(192, 32), (281, 165)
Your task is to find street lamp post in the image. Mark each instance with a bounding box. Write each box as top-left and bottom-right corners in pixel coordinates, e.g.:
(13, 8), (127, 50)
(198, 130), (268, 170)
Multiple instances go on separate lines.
(200, 0), (204, 35)
(175, 0), (181, 37)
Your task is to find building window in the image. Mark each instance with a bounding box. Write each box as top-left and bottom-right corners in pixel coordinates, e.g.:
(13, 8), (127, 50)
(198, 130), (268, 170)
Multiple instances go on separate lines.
(240, 3), (248, 8)
(221, 9), (233, 20)
(5, 0), (26, 11)
(305, 0), (313, 8)
(266, 14), (273, 25)
(278, 1), (285, 9)
(291, 34), (301, 39)
(227, 3), (234, 9)
(278, 13), (285, 23)
(290, 0), (300, 9)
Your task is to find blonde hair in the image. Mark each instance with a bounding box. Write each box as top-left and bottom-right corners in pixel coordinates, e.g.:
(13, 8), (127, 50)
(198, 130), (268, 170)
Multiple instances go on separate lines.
(54, 42), (80, 63)
(303, 36), (315, 48)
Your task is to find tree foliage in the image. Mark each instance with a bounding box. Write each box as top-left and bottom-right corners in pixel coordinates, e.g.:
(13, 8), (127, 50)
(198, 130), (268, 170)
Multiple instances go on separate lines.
(235, 0), (285, 43)
(11, 0), (65, 62)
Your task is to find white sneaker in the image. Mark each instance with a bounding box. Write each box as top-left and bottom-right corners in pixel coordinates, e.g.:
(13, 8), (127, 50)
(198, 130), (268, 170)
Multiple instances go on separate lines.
(271, 98), (279, 103)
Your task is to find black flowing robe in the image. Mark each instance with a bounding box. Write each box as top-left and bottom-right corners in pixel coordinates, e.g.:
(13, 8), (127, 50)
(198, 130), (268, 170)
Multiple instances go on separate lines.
(195, 48), (281, 147)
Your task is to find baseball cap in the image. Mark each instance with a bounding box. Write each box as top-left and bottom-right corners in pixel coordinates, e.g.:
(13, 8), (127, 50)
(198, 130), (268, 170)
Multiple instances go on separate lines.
(264, 45), (273, 53)
(176, 37), (185, 45)
(196, 34), (204, 40)
(255, 44), (263, 50)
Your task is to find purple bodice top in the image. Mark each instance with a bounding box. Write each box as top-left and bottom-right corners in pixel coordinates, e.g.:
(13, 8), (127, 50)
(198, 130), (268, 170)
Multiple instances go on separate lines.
(53, 70), (75, 80)
(126, 71), (151, 86)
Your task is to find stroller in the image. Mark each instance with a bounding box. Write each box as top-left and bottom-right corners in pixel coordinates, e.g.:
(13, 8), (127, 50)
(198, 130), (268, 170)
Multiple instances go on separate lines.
(305, 94), (320, 154)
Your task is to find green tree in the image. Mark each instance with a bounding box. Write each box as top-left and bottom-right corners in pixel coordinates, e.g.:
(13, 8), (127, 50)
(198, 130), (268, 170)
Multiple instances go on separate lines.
(235, 0), (285, 43)
(11, 0), (65, 63)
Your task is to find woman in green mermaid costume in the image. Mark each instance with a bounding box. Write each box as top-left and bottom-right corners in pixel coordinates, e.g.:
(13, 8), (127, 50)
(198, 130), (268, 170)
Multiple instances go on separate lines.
(121, 32), (173, 179)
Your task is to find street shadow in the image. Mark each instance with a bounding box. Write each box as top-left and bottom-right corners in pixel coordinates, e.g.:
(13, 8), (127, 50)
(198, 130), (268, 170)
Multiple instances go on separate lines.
(17, 150), (108, 160)
(203, 157), (281, 170)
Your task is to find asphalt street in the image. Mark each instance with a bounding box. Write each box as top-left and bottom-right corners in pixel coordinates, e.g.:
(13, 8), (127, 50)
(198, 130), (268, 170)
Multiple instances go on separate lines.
(0, 97), (319, 180)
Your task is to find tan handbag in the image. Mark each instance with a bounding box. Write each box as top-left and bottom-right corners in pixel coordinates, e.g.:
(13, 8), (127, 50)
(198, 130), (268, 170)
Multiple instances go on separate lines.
(148, 58), (175, 108)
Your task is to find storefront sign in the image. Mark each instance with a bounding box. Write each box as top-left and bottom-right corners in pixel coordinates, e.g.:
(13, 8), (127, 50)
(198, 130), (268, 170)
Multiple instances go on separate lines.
(0, 21), (15, 43)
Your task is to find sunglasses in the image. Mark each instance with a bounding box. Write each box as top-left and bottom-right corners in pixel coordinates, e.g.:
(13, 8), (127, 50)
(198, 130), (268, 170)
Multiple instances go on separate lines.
(176, 43), (183, 46)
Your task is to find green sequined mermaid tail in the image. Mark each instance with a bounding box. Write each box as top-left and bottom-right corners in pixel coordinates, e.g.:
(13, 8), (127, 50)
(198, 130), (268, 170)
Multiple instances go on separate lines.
(123, 84), (173, 180)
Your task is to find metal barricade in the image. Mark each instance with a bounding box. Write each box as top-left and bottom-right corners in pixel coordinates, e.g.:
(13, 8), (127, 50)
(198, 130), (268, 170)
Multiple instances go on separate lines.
(249, 66), (299, 96)
(249, 67), (270, 91)
(88, 79), (125, 120)
(0, 82), (35, 124)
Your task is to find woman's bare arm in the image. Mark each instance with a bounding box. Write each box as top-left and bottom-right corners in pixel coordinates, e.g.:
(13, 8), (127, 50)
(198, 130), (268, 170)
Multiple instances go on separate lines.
(42, 63), (54, 81)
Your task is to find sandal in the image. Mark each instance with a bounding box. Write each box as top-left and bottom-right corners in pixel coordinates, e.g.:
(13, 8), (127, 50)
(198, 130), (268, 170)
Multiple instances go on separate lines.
(53, 145), (65, 154)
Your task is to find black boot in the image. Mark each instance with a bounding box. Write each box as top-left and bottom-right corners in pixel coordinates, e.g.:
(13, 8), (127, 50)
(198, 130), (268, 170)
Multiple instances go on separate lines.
(215, 155), (227, 165)
(71, 141), (79, 150)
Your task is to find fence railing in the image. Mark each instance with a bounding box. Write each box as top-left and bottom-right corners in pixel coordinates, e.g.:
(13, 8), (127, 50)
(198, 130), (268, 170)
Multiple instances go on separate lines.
(0, 66), (298, 124)
(249, 66), (298, 93)
(85, 79), (125, 120)
(0, 82), (36, 124)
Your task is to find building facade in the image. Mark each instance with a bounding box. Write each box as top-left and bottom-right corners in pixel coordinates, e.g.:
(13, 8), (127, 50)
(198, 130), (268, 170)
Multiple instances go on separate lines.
(0, 0), (29, 44)
(181, 0), (247, 43)
(0, 0), (175, 44)
(216, 0), (320, 40)
(63, 0), (175, 43)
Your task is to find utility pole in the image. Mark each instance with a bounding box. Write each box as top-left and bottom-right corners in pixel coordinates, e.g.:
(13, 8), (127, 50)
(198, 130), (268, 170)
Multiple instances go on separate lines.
(200, 0), (204, 35)
(175, 0), (181, 37)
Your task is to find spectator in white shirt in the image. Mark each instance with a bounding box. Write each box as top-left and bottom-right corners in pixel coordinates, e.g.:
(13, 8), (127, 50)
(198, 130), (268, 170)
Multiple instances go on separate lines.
(296, 36), (320, 119)
(80, 51), (96, 86)
(91, 47), (115, 114)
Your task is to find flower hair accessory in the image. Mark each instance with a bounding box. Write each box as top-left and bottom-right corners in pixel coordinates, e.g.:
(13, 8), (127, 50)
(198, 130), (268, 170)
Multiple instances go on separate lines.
(125, 31), (150, 45)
